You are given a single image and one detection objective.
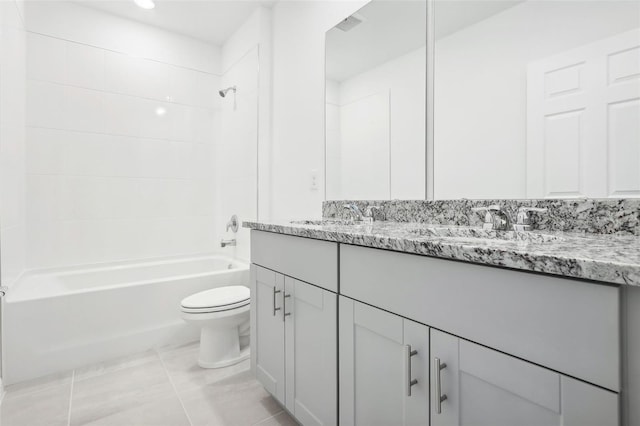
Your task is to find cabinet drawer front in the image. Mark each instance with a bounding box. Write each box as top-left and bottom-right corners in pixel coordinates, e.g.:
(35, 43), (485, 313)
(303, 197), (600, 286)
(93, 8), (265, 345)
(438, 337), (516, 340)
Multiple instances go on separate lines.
(251, 230), (338, 292)
(341, 244), (620, 391)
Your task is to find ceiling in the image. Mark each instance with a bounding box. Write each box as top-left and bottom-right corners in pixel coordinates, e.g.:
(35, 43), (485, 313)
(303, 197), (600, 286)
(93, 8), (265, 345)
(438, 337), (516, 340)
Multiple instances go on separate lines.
(326, 0), (428, 82)
(434, 0), (523, 40)
(326, 0), (523, 82)
(80, 0), (275, 45)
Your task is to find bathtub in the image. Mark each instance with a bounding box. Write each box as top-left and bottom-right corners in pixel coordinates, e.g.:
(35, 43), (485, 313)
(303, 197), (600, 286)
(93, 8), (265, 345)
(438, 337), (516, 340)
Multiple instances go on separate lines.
(2, 255), (249, 385)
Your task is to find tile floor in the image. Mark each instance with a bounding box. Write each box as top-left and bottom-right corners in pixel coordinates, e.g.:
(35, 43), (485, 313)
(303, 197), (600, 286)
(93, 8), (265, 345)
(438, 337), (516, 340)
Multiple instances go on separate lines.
(0, 343), (298, 426)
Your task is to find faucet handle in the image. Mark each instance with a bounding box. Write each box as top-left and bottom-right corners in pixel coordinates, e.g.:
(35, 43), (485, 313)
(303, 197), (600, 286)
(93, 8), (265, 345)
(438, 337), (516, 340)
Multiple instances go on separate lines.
(471, 205), (502, 212)
(516, 207), (548, 228)
(226, 214), (239, 233)
(471, 206), (498, 230)
(365, 205), (382, 219)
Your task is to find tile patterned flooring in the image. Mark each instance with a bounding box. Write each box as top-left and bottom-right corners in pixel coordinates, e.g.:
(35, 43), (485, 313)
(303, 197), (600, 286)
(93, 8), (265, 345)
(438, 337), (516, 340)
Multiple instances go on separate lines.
(0, 343), (298, 426)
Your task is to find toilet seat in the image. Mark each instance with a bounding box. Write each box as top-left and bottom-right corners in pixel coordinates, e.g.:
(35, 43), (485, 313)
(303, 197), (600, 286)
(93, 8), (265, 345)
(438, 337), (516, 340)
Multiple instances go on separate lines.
(181, 286), (249, 314)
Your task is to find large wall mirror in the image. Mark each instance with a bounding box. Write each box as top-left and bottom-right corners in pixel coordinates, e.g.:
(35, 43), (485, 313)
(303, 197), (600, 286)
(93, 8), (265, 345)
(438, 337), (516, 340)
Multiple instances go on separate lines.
(325, 0), (427, 200)
(434, 0), (639, 199)
(326, 0), (640, 201)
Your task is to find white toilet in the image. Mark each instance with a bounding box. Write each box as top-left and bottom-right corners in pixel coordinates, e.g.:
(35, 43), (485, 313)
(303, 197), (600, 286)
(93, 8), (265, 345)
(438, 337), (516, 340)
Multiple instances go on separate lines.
(180, 286), (250, 369)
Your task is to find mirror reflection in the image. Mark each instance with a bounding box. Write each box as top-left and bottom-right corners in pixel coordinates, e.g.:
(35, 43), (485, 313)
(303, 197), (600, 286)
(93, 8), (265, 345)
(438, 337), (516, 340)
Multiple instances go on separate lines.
(434, 0), (640, 199)
(325, 0), (427, 200)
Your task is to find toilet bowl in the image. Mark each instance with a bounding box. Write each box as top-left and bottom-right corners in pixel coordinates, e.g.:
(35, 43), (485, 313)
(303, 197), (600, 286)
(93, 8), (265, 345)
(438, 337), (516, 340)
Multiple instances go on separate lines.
(180, 286), (250, 369)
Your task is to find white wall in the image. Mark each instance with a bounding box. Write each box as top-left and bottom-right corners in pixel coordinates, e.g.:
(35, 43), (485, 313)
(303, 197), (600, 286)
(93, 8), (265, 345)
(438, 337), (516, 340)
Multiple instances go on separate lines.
(270, 0), (368, 219)
(22, 2), (222, 268)
(327, 46), (426, 200)
(0, 0), (26, 285)
(434, 1), (640, 199)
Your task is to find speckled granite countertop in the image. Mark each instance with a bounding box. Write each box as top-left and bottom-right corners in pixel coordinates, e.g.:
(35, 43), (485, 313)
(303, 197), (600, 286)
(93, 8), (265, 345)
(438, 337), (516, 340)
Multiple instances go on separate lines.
(243, 219), (640, 286)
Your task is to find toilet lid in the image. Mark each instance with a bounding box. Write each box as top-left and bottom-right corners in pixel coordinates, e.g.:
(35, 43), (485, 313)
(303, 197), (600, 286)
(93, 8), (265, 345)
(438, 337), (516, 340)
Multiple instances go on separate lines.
(181, 286), (250, 312)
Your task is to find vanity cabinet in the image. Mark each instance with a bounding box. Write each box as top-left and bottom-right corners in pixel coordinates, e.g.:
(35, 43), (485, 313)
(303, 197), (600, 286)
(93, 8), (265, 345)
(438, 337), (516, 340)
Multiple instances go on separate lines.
(431, 329), (619, 426)
(250, 231), (339, 426)
(249, 230), (627, 426)
(339, 297), (429, 426)
(251, 265), (338, 426)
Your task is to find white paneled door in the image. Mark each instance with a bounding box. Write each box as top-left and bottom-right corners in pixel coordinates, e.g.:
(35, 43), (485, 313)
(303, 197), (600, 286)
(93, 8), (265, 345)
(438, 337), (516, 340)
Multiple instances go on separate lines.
(527, 29), (640, 198)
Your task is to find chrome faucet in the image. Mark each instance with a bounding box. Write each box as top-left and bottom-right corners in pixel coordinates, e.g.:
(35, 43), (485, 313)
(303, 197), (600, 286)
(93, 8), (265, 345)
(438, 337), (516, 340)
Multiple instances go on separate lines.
(363, 205), (382, 223)
(471, 205), (513, 231)
(472, 205), (548, 231)
(221, 239), (236, 248)
(343, 204), (364, 222)
(514, 207), (548, 231)
(221, 214), (239, 247)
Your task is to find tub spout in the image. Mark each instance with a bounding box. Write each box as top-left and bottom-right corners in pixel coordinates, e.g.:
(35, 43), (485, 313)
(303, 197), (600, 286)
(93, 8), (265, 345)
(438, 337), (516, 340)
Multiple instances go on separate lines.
(221, 239), (236, 248)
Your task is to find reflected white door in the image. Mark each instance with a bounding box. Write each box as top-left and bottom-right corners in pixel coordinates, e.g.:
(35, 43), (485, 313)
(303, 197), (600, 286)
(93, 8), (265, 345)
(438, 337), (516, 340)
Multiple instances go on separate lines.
(527, 29), (640, 198)
(339, 91), (391, 200)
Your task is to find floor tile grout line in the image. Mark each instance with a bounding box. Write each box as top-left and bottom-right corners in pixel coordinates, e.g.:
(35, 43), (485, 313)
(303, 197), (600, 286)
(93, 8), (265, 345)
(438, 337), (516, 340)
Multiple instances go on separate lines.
(251, 410), (285, 426)
(67, 370), (75, 426)
(156, 348), (194, 426)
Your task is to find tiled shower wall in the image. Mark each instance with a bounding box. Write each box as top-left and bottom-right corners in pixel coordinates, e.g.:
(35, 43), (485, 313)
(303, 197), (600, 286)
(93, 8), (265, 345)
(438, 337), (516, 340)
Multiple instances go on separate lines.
(0, 1), (26, 284)
(23, 2), (223, 268)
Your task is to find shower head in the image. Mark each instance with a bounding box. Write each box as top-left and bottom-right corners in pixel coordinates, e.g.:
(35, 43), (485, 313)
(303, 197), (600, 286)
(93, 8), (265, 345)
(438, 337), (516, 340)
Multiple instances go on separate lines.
(218, 86), (237, 98)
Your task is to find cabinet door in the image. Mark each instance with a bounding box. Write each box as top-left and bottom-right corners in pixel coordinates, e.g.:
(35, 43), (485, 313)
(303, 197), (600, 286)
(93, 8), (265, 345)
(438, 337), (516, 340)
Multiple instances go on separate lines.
(284, 277), (337, 426)
(340, 297), (429, 426)
(250, 265), (285, 404)
(430, 329), (619, 426)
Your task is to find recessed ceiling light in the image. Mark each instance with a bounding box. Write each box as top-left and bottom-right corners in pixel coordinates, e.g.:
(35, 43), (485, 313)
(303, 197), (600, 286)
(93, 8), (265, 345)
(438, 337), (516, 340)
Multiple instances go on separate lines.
(134, 0), (155, 10)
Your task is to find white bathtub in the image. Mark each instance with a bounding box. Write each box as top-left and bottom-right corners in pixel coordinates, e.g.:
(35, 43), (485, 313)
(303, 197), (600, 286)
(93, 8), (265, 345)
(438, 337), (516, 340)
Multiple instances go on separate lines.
(2, 255), (249, 385)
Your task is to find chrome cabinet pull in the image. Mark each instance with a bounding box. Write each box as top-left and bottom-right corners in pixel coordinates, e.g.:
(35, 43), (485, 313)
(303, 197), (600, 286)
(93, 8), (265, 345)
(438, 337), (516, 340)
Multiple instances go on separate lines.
(404, 345), (418, 396)
(272, 287), (281, 316)
(434, 357), (448, 414)
(283, 293), (291, 321)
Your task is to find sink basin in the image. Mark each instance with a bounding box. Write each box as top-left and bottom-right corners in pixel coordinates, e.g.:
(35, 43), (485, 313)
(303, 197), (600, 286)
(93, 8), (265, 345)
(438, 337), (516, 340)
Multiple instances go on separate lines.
(409, 227), (563, 243)
(290, 219), (354, 226)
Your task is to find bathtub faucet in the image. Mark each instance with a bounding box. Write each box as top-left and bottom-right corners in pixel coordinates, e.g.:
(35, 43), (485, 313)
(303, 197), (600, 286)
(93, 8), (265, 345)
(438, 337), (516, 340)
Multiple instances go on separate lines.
(221, 239), (236, 248)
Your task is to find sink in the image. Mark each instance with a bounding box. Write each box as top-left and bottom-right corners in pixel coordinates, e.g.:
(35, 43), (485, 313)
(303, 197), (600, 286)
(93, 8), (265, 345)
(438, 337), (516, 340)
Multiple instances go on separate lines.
(409, 227), (563, 243)
(290, 219), (355, 226)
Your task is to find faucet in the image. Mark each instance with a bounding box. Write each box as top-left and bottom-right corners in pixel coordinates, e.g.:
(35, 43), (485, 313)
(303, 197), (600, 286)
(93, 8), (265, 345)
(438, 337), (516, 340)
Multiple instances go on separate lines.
(221, 214), (239, 247)
(221, 239), (236, 248)
(342, 204), (364, 222)
(363, 205), (382, 223)
(514, 207), (548, 231)
(471, 205), (513, 231)
(472, 205), (548, 231)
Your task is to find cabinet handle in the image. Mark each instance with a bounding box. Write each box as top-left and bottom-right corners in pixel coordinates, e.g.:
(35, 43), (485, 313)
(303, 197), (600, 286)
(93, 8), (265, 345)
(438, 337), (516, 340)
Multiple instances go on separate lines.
(434, 357), (448, 414)
(272, 287), (281, 316)
(283, 293), (291, 321)
(404, 345), (418, 397)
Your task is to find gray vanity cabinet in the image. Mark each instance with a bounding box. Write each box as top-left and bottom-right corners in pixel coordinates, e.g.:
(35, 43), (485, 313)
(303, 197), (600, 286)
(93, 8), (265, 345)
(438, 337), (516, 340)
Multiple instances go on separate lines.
(251, 265), (286, 404)
(430, 329), (619, 426)
(284, 276), (337, 426)
(250, 231), (339, 426)
(339, 297), (430, 426)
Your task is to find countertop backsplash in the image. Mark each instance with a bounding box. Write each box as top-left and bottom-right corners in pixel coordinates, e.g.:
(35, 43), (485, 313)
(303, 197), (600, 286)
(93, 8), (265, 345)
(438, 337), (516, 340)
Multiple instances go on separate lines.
(323, 199), (640, 235)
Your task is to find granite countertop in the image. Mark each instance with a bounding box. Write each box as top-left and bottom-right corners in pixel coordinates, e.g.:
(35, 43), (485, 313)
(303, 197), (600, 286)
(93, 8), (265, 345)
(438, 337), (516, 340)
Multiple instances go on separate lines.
(243, 219), (640, 286)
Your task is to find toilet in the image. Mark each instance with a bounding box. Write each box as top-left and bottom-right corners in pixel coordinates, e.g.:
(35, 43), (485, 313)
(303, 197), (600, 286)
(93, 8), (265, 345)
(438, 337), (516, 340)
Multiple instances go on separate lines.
(180, 286), (250, 369)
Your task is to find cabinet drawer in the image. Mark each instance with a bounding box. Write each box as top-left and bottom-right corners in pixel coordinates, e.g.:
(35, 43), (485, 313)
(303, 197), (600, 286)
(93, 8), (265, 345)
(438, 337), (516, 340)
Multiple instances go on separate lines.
(340, 244), (621, 391)
(251, 230), (338, 292)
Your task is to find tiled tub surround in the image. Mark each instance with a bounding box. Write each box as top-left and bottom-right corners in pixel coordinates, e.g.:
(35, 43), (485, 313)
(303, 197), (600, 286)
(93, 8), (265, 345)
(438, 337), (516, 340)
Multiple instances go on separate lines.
(244, 199), (640, 286)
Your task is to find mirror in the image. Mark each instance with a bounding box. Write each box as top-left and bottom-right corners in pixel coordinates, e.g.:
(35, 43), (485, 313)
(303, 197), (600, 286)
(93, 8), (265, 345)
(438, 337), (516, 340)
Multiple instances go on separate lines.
(434, 0), (640, 199)
(325, 0), (427, 200)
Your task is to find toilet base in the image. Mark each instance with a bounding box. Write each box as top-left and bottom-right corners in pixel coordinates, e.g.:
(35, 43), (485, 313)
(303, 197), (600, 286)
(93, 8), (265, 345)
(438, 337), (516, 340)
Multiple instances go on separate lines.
(198, 346), (250, 369)
(197, 319), (249, 369)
